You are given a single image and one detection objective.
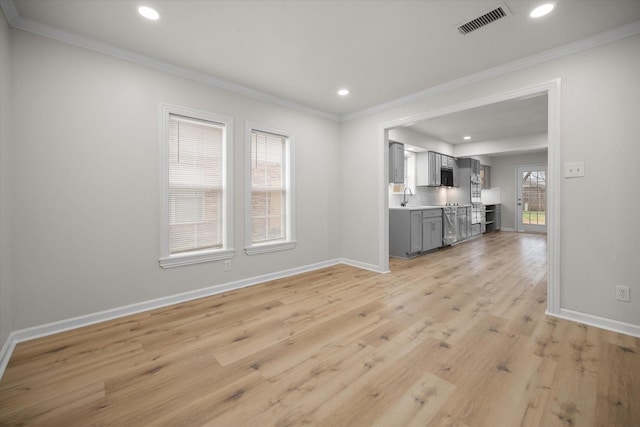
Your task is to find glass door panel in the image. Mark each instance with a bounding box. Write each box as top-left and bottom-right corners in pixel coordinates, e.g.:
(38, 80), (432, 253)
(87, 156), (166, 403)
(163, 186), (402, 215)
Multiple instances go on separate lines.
(516, 165), (547, 233)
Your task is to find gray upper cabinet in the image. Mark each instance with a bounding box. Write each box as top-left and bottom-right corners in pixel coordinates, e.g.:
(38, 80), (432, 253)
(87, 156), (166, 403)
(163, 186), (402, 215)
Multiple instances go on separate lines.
(472, 158), (481, 175)
(453, 157), (460, 187)
(417, 151), (455, 187)
(416, 151), (435, 186)
(458, 157), (481, 175)
(389, 141), (405, 184)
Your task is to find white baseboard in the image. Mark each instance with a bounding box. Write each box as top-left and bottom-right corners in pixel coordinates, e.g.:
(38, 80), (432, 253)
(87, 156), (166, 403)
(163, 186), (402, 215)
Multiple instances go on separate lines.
(339, 257), (389, 274)
(5, 260), (638, 380)
(547, 308), (640, 338)
(0, 258), (359, 379)
(0, 334), (16, 381)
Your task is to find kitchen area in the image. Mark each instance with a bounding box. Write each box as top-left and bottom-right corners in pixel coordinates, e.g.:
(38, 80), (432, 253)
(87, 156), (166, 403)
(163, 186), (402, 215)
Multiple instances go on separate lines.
(387, 93), (548, 259)
(388, 140), (501, 259)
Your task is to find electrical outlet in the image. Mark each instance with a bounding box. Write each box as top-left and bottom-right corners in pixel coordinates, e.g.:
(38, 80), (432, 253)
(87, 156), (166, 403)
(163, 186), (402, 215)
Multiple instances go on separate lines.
(616, 285), (630, 302)
(564, 162), (585, 178)
(224, 260), (231, 272)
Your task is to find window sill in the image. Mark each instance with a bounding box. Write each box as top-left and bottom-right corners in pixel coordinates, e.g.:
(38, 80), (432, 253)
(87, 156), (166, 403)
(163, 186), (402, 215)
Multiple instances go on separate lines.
(245, 240), (297, 256)
(159, 248), (235, 268)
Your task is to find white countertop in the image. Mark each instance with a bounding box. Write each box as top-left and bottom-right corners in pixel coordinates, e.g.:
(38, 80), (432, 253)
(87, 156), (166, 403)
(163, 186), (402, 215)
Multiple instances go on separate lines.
(389, 205), (442, 210)
(389, 204), (471, 210)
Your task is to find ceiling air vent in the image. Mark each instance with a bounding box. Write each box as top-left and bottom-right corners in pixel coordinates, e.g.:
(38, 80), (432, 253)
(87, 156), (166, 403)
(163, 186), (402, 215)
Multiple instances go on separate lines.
(455, 3), (512, 35)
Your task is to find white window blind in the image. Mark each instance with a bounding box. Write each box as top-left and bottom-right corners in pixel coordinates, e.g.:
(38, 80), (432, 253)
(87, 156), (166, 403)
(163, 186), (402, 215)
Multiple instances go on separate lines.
(251, 130), (286, 244)
(168, 114), (224, 254)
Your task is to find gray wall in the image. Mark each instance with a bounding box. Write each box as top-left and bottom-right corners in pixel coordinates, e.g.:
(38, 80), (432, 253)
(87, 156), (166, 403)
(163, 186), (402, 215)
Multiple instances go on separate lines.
(0, 9), (12, 345)
(2, 16), (640, 346)
(489, 150), (548, 230)
(7, 29), (341, 331)
(341, 34), (640, 328)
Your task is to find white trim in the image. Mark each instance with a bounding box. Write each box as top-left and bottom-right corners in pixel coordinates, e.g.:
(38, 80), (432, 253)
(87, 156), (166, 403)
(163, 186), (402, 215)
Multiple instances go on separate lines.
(378, 126), (390, 272)
(0, 258), (349, 380)
(1, 255), (636, 380)
(546, 80), (562, 316)
(378, 78), (562, 321)
(0, 333), (16, 381)
(159, 248), (235, 268)
(515, 164), (548, 233)
(342, 19), (640, 122)
(340, 257), (389, 274)
(244, 122), (296, 255)
(0, 0), (338, 122)
(549, 308), (640, 339)
(158, 104), (235, 268)
(0, 0), (637, 123)
(245, 241), (297, 256)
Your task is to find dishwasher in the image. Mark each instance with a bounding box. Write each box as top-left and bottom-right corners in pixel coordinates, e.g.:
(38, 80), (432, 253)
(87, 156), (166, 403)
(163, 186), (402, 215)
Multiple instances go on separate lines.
(442, 206), (457, 245)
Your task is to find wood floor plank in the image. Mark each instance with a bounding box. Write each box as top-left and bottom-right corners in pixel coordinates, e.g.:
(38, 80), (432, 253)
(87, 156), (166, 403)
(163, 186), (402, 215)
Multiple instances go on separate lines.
(1, 232), (639, 426)
(594, 342), (640, 425)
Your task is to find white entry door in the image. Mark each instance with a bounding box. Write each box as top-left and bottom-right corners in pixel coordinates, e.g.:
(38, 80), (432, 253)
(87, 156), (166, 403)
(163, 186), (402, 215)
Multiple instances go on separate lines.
(516, 165), (547, 233)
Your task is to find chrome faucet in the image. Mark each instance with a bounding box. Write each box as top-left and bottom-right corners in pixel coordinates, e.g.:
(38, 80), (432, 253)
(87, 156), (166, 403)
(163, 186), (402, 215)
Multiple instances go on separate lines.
(401, 187), (413, 206)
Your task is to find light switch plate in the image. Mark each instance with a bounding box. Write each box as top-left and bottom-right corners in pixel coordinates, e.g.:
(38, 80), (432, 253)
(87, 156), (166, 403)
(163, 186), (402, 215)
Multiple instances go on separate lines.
(565, 162), (585, 178)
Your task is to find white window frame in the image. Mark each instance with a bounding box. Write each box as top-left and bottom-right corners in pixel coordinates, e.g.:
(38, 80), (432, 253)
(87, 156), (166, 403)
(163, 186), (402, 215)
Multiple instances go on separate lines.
(159, 104), (235, 268)
(244, 121), (296, 255)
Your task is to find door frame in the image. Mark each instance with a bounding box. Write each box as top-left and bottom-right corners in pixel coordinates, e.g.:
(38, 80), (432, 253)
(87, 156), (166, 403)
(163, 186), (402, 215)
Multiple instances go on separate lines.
(378, 78), (561, 316)
(516, 164), (548, 233)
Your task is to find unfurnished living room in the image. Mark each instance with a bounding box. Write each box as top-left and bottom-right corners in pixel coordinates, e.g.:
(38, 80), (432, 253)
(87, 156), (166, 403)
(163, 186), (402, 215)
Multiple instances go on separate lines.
(0, 1), (639, 426)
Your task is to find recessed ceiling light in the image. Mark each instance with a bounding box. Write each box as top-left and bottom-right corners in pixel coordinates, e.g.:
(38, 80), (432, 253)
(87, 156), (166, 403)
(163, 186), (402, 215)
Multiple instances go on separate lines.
(530, 3), (554, 18)
(463, 136), (472, 140)
(337, 89), (350, 96)
(138, 6), (160, 20)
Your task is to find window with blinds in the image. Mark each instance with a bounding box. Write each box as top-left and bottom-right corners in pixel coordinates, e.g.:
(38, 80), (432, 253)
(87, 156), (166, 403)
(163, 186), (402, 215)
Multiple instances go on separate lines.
(168, 114), (224, 253)
(251, 130), (286, 243)
(160, 105), (234, 268)
(245, 123), (296, 255)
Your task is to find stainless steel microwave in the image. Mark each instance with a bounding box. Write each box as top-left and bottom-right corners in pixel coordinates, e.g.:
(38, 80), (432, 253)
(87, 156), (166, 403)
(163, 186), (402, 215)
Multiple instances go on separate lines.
(441, 168), (454, 186)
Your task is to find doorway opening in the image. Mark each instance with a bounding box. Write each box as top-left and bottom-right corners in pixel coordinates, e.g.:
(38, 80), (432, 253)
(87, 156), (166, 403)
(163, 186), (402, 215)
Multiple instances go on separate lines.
(378, 79), (561, 315)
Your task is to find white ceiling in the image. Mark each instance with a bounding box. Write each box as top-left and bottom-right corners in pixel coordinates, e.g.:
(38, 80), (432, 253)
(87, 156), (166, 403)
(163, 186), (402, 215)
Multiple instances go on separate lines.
(7, 0), (640, 120)
(410, 93), (548, 144)
(3, 0), (640, 147)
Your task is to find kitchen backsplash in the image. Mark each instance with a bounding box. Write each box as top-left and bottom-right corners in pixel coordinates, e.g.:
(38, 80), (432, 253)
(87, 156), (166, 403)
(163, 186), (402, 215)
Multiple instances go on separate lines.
(389, 185), (447, 208)
(389, 185), (501, 208)
(481, 187), (501, 205)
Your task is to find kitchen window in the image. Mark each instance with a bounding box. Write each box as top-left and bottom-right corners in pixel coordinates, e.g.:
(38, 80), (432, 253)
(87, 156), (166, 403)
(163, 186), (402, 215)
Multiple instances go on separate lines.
(245, 122), (296, 255)
(390, 151), (416, 194)
(159, 105), (234, 268)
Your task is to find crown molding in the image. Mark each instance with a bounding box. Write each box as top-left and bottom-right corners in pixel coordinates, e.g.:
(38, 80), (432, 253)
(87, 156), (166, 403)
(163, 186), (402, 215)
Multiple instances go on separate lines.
(341, 19), (640, 122)
(0, 0), (340, 122)
(1, 1), (639, 124)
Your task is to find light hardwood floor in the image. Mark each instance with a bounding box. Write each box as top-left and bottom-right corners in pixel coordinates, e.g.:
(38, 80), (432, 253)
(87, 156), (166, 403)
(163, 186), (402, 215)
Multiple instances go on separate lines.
(1, 232), (639, 426)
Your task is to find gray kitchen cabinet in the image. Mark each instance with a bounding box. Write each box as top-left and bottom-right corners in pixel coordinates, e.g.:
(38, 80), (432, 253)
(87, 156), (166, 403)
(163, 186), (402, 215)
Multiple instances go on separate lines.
(459, 157), (481, 175)
(447, 156), (454, 169)
(422, 209), (443, 252)
(453, 157), (460, 187)
(390, 208), (443, 258)
(455, 206), (469, 242)
(389, 141), (405, 184)
(434, 153), (442, 186)
(410, 210), (422, 253)
(389, 209), (423, 258)
(416, 151), (442, 186)
(473, 159), (481, 175)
